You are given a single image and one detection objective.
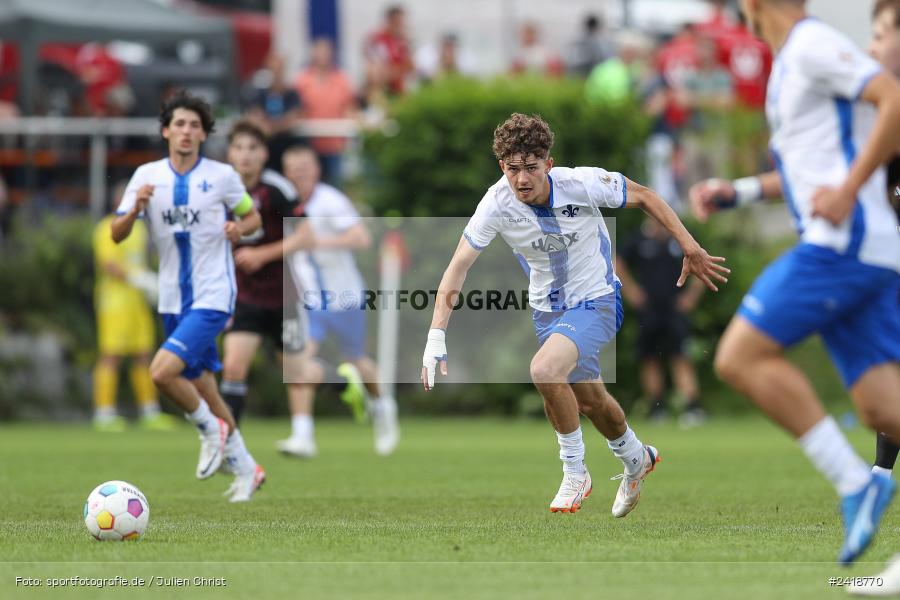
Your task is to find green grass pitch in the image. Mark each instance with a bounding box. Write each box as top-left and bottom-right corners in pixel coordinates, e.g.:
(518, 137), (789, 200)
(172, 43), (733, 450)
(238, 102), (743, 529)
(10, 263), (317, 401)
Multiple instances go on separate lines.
(0, 417), (896, 599)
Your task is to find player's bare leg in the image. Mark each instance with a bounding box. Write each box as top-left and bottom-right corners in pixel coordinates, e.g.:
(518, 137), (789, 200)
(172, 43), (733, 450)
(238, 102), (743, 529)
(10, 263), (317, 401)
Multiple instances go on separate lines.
(530, 334), (591, 513)
(851, 363), (900, 441)
(150, 350), (228, 479)
(221, 332), (262, 425)
(277, 347), (322, 458)
(131, 352), (176, 431)
(716, 316), (894, 564)
(714, 317), (826, 437)
(351, 355), (399, 455)
(572, 379), (659, 518)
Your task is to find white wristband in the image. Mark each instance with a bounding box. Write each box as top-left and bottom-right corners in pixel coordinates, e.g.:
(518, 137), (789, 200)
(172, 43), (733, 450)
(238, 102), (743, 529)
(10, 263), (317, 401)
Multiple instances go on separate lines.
(732, 176), (763, 206)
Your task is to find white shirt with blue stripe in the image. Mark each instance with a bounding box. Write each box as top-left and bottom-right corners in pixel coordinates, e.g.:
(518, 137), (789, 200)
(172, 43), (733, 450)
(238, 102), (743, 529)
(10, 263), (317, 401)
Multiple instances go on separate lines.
(463, 166), (625, 312)
(767, 18), (900, 273)
(117, 157), (248, 315)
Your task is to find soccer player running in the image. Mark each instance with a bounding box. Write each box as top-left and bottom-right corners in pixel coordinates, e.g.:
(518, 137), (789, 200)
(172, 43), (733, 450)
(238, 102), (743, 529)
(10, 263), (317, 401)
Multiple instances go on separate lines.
(421, 113), (728, 515)
(280, 145), (399, 457)
(688, 0), (900, 565)
(219, 119), (312, 428)
(111, 91), (267, 502)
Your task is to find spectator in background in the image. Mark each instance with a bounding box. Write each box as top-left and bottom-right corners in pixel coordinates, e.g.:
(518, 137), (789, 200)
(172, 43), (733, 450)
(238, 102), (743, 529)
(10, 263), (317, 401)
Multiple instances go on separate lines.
(295, 38), (356, 187)
(566, 14), (616, 77)
(416, 33), (475, 83)
(584, 31), (651, 105)
(359, 58), (391, 128)
(616, 218), (706, 426)
(511, 22), (563, 77)
(680, 33), (734, 189)
(92, 182), (176, 432)
(366, 5), (414, 96)
(243, 52), (303, 172)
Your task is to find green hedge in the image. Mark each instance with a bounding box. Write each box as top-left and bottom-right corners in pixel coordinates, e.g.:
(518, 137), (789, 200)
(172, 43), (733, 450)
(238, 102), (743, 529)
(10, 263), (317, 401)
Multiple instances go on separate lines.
(363, 76), (649, 217)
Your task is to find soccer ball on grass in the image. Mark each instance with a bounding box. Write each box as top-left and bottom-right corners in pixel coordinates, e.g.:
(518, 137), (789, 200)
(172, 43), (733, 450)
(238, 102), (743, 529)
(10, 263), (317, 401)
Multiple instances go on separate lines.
(83, 480), (150, 541)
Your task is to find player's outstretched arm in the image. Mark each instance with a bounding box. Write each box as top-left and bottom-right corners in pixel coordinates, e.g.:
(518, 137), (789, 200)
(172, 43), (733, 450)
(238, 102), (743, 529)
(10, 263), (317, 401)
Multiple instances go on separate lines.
(624, 178), (730, 292)
(812, 72), (900, 224)
(421, 235), (481, 391)
(688, 171), (782, 222)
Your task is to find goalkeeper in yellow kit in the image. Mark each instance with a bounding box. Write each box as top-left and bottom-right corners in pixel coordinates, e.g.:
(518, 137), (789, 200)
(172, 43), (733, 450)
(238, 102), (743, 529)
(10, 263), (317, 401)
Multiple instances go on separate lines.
(92, 184), (177, 432)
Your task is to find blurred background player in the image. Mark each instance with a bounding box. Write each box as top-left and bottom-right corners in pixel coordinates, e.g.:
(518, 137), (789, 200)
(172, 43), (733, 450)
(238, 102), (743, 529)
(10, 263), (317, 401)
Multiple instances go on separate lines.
(616, 217), (706, 426)
(111, 91), (266, 502)
(689, 0), (900, 564)
(281, 144), (399, 457)
(92, 181), (176, 432)
(220, 119), (320, 434)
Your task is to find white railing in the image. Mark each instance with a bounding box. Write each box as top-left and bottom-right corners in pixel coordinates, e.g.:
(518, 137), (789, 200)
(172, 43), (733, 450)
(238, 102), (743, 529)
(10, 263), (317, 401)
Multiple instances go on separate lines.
(0, 117), (377, 218)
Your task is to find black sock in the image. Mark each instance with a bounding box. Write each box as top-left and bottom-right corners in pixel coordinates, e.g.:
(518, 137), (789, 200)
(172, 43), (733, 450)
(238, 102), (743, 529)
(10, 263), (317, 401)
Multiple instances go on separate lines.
(684, 397), (702, 412)
(220, 380), (248, 425)
(875, 432), (900, 470)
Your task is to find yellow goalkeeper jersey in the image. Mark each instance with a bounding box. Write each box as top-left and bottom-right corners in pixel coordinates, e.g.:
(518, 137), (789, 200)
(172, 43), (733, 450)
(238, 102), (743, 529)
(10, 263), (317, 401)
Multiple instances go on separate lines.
(93, 215), (150, 312)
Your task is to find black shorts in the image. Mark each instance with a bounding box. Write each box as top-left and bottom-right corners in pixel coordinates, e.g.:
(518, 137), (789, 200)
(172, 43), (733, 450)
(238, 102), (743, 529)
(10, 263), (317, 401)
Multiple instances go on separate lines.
(635, 310), (690, 359)
(228, 301), (307, 353)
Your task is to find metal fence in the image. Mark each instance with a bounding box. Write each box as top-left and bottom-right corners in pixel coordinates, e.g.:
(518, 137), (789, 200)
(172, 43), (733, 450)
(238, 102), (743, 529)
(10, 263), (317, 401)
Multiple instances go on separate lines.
(0, 117), (368, 219)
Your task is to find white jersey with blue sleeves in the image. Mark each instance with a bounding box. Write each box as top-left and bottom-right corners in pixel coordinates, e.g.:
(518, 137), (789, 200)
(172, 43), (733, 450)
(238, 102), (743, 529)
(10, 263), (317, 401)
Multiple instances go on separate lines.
(767, 18), (900, 272)
(117, 157), (248, 315)
(463, 166), (625, 312)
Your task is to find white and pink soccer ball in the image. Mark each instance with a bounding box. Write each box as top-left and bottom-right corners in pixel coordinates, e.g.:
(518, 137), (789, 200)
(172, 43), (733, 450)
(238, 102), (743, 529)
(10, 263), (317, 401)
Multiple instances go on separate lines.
(83, 480), (150, 541)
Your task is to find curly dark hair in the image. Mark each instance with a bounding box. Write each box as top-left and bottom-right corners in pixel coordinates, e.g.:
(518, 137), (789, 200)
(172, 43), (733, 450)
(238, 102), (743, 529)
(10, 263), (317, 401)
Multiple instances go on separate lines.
(492, 113), (555, 162)
(158, 90), (216, 135)
(875, 0), (900, 25)
(227, 118), (267, 146)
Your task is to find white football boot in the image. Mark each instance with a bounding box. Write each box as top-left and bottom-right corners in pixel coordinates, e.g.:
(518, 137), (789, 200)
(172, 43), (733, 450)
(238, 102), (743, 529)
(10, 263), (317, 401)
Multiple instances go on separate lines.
(196, 418), (229, 480)
(849, 554), (900, 596)
(549, 470), (592, 513)
(276, 436), (318, 459)
(611, 445), (660, 518)
(227, 464), (267, 503)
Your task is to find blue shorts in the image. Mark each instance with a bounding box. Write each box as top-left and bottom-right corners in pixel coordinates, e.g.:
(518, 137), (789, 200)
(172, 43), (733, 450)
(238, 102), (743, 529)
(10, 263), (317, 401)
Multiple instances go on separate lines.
(737, 243), (900, 388)
(532, 284), (624, 383)
(307, 308), (367, 359)
(161, 309), (231, 380)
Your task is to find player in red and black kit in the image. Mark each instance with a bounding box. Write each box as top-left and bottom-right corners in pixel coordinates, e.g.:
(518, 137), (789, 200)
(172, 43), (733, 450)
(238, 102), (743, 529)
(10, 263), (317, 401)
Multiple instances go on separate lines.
(220, 119), (309, 424)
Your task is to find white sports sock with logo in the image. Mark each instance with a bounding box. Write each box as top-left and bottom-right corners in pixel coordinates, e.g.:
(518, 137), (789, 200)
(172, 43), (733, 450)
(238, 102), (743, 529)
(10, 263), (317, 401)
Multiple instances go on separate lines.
(557, 427), (587, 475)
(185, 399), (217, 435)
(608, 426), (645, 477)
(800, 416), (870, 496)
(225, 429), (256, 475)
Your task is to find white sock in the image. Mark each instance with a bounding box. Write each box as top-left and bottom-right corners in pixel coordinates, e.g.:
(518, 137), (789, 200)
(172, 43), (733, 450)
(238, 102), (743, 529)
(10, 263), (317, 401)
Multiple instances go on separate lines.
(185, 399), (217, 435)
(557, 427), (586, 475)
(291, 414), (314, 441)
(799, 416), (870, 496)
(608, 425), (645, 477)
(873, 465), (893, 478)
(225, 429), (256, 475)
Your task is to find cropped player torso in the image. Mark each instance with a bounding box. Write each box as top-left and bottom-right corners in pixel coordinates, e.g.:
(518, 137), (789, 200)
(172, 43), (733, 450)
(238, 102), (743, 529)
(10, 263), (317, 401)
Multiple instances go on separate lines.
(235, 170), (298, 310)
(121, 158), (246, 314)
(765, 19), (900, 273)
(464, 167), (624, 311)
